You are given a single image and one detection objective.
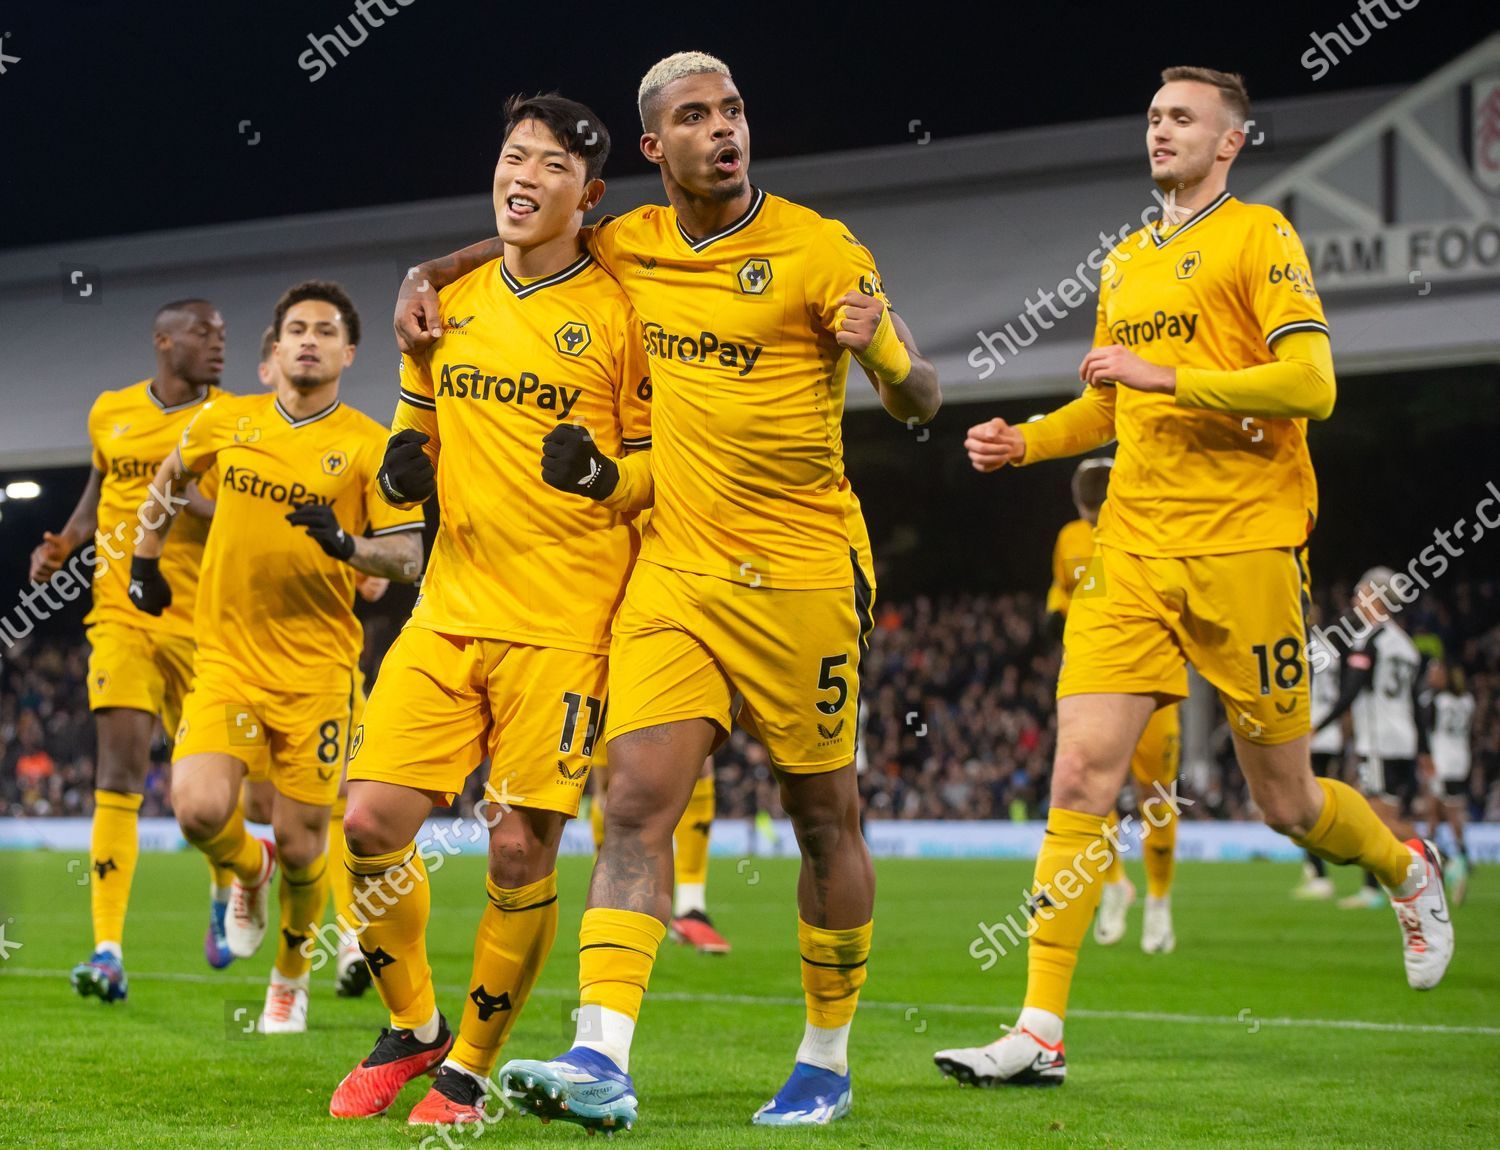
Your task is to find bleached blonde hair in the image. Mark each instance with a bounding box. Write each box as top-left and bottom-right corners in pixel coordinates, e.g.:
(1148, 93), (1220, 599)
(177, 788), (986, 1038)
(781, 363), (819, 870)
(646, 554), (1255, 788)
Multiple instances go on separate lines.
(638, 51), (732, 130)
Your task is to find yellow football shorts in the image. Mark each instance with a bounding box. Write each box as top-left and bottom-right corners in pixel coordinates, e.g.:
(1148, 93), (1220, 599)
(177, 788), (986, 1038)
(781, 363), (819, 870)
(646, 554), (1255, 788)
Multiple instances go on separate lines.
(173, 665), (357, 806)
(1060, 545), (1311, 746)
(607, 557), (876, 773)
(86, 622), (196, 736)
(1130, 701), (1181, 786)
(347, 626), (608, 815)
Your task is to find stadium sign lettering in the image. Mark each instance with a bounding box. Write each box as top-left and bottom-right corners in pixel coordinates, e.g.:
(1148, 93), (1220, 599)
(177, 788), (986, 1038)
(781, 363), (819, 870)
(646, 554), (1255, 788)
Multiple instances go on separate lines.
(641, 322), (763, 377)
(222, 465), (334, 508)
(1108, 310), (1199, 348)
(436, 363), (581, 418)
(1303, 220), (1500, 289)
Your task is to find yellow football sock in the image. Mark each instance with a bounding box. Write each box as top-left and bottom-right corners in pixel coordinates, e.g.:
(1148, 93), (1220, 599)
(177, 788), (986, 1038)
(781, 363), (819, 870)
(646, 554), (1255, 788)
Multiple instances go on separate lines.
(275, 854), (329, 980)
(1143, 801), (1177, 899)
(346, 841), (435, 1028)
(194, 804), (266, 884)
(208, 797), (241, 892)
(673, 775), (714, 888)
(208, 857), (236, 892)
(589, 794), (606, 853)
(578, 908), (666, 1022)
(1023, 807), (1113, 1019)
(1294, 777), (1415, 890)
(799, 917), (872, 1028)
(325, 801), (354, 929)
(90, 790), (142, 948)
(450, 871), (559, 1076)
(1101, 810), (1126, 885)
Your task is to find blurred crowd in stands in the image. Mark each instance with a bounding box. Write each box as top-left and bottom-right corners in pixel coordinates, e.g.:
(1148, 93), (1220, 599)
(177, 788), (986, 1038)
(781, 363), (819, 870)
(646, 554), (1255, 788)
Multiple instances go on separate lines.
(6, 578), (1500, 823)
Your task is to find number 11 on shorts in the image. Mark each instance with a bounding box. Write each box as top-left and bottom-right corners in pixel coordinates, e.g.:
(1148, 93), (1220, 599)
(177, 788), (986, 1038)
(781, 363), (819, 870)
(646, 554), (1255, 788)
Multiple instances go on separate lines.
(558, 691), (604, 756)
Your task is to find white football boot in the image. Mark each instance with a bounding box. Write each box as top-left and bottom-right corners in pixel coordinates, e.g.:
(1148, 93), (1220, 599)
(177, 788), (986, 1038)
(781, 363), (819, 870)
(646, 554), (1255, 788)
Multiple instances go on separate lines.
(1388, 839), (1454, 991)
(933, 1025), (1066, 1088)
(1292, 860), (1336, 900)
(1141, 894), (1176, 954)
(257, 972), (309, 1034)
(1092, 878), (1134, 946)
(226, 838), (277, 959)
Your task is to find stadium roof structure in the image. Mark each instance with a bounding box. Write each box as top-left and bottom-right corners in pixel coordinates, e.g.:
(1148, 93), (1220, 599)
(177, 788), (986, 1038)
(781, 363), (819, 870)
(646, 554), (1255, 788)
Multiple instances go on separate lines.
(1, 37), (1497, 467)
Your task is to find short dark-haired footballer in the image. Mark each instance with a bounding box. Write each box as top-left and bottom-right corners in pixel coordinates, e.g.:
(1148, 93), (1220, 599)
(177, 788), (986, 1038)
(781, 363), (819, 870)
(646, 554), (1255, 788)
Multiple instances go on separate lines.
(32, 299), (224, 1005)
(328, 94), (653, 1126)
(130, 281), (425, 1037)
(946, 63), (1451, 1090)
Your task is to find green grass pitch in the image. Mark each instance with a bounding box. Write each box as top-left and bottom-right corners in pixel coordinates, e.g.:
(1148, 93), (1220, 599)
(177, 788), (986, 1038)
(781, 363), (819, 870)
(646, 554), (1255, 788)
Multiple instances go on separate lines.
(2, 850), (1496, 1148)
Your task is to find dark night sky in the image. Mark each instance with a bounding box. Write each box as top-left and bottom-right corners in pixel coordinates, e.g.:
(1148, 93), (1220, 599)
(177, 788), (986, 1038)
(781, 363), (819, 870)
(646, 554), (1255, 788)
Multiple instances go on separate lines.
(2, 1), (1496, 250)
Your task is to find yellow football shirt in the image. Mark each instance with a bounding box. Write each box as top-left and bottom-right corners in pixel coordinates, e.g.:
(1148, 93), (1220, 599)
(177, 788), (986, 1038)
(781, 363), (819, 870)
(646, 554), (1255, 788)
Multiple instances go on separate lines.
(177, 392), (424, 691)
(1046, 517), (1097, 616)
(392, 253), (651, 655)
(86, 380), (220, 638)
(589, 188), (884, 590)
(1087, 194), (1328, 557)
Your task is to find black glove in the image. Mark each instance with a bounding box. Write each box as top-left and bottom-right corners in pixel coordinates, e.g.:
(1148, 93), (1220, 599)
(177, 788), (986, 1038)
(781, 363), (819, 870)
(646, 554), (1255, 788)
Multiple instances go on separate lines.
(286, 502), (356, 560)
(378, 429), (436, 505)
(541, 424), (618, 501)
(128, 555), (172, 616)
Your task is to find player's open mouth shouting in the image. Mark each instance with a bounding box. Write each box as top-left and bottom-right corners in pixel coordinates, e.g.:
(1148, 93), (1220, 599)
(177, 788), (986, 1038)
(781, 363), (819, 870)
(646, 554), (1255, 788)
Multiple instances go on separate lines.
(712, 144), (741, 175)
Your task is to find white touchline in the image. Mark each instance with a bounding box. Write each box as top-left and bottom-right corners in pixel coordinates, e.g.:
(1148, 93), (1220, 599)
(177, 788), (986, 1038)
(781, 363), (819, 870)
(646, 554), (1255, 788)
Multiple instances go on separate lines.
(5, 969), (1497, 1037)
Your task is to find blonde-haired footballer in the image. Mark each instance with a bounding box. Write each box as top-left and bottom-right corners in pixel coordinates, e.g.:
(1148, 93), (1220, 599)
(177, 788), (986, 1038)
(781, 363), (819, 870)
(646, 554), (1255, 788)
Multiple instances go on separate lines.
(30, 300), (223, 1004)
(938, 65), (1453, 1088)
(1045, 458), (1182, 954)
(395, 50), (941, 1130)
(130, 281), (425, 1035)
(328, 94), (652, 1126)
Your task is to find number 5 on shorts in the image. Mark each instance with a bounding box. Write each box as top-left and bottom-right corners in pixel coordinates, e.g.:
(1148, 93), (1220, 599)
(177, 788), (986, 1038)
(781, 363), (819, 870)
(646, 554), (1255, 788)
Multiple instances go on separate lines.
(817, 655), (849, 716)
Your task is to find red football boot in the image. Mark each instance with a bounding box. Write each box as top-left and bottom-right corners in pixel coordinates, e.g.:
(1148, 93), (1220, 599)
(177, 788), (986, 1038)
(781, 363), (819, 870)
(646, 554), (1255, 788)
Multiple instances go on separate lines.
(330, 1015), (454, 1118)
(407, 1066), (489, 1126)
(669, 909), (732, 954)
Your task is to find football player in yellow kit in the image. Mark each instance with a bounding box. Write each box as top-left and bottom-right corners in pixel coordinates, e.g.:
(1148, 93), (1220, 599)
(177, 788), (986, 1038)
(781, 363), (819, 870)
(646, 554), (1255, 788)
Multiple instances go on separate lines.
(393, 51), (940, 1130)
(328, 95), (652, 1126)
(202, 324), (380, 996)
(936, 66), (1452, 1089)
(131, 282), (425, 1035)
(29, 299), (224, 1003)
(1044, 459), (1182, 954)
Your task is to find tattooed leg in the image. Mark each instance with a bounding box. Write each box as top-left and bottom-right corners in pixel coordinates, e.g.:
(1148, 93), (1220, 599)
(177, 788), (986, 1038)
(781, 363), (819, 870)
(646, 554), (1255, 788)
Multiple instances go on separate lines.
(779, 762), (874, 930)
(587, 719), (717, 921)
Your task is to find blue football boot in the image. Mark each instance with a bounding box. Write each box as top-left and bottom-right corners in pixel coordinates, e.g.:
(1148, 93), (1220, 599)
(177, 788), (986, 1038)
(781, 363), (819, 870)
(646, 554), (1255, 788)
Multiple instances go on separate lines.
(71, 949), (128, 1003)
(752, 1061), (853, 1125)
(205, 897), (234, 969)
(499, 1046), (637, 1132)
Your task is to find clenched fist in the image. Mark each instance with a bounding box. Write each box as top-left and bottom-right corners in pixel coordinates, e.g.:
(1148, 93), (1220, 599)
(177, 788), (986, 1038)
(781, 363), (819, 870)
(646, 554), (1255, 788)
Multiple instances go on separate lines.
(964, 418), (1027, 472)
